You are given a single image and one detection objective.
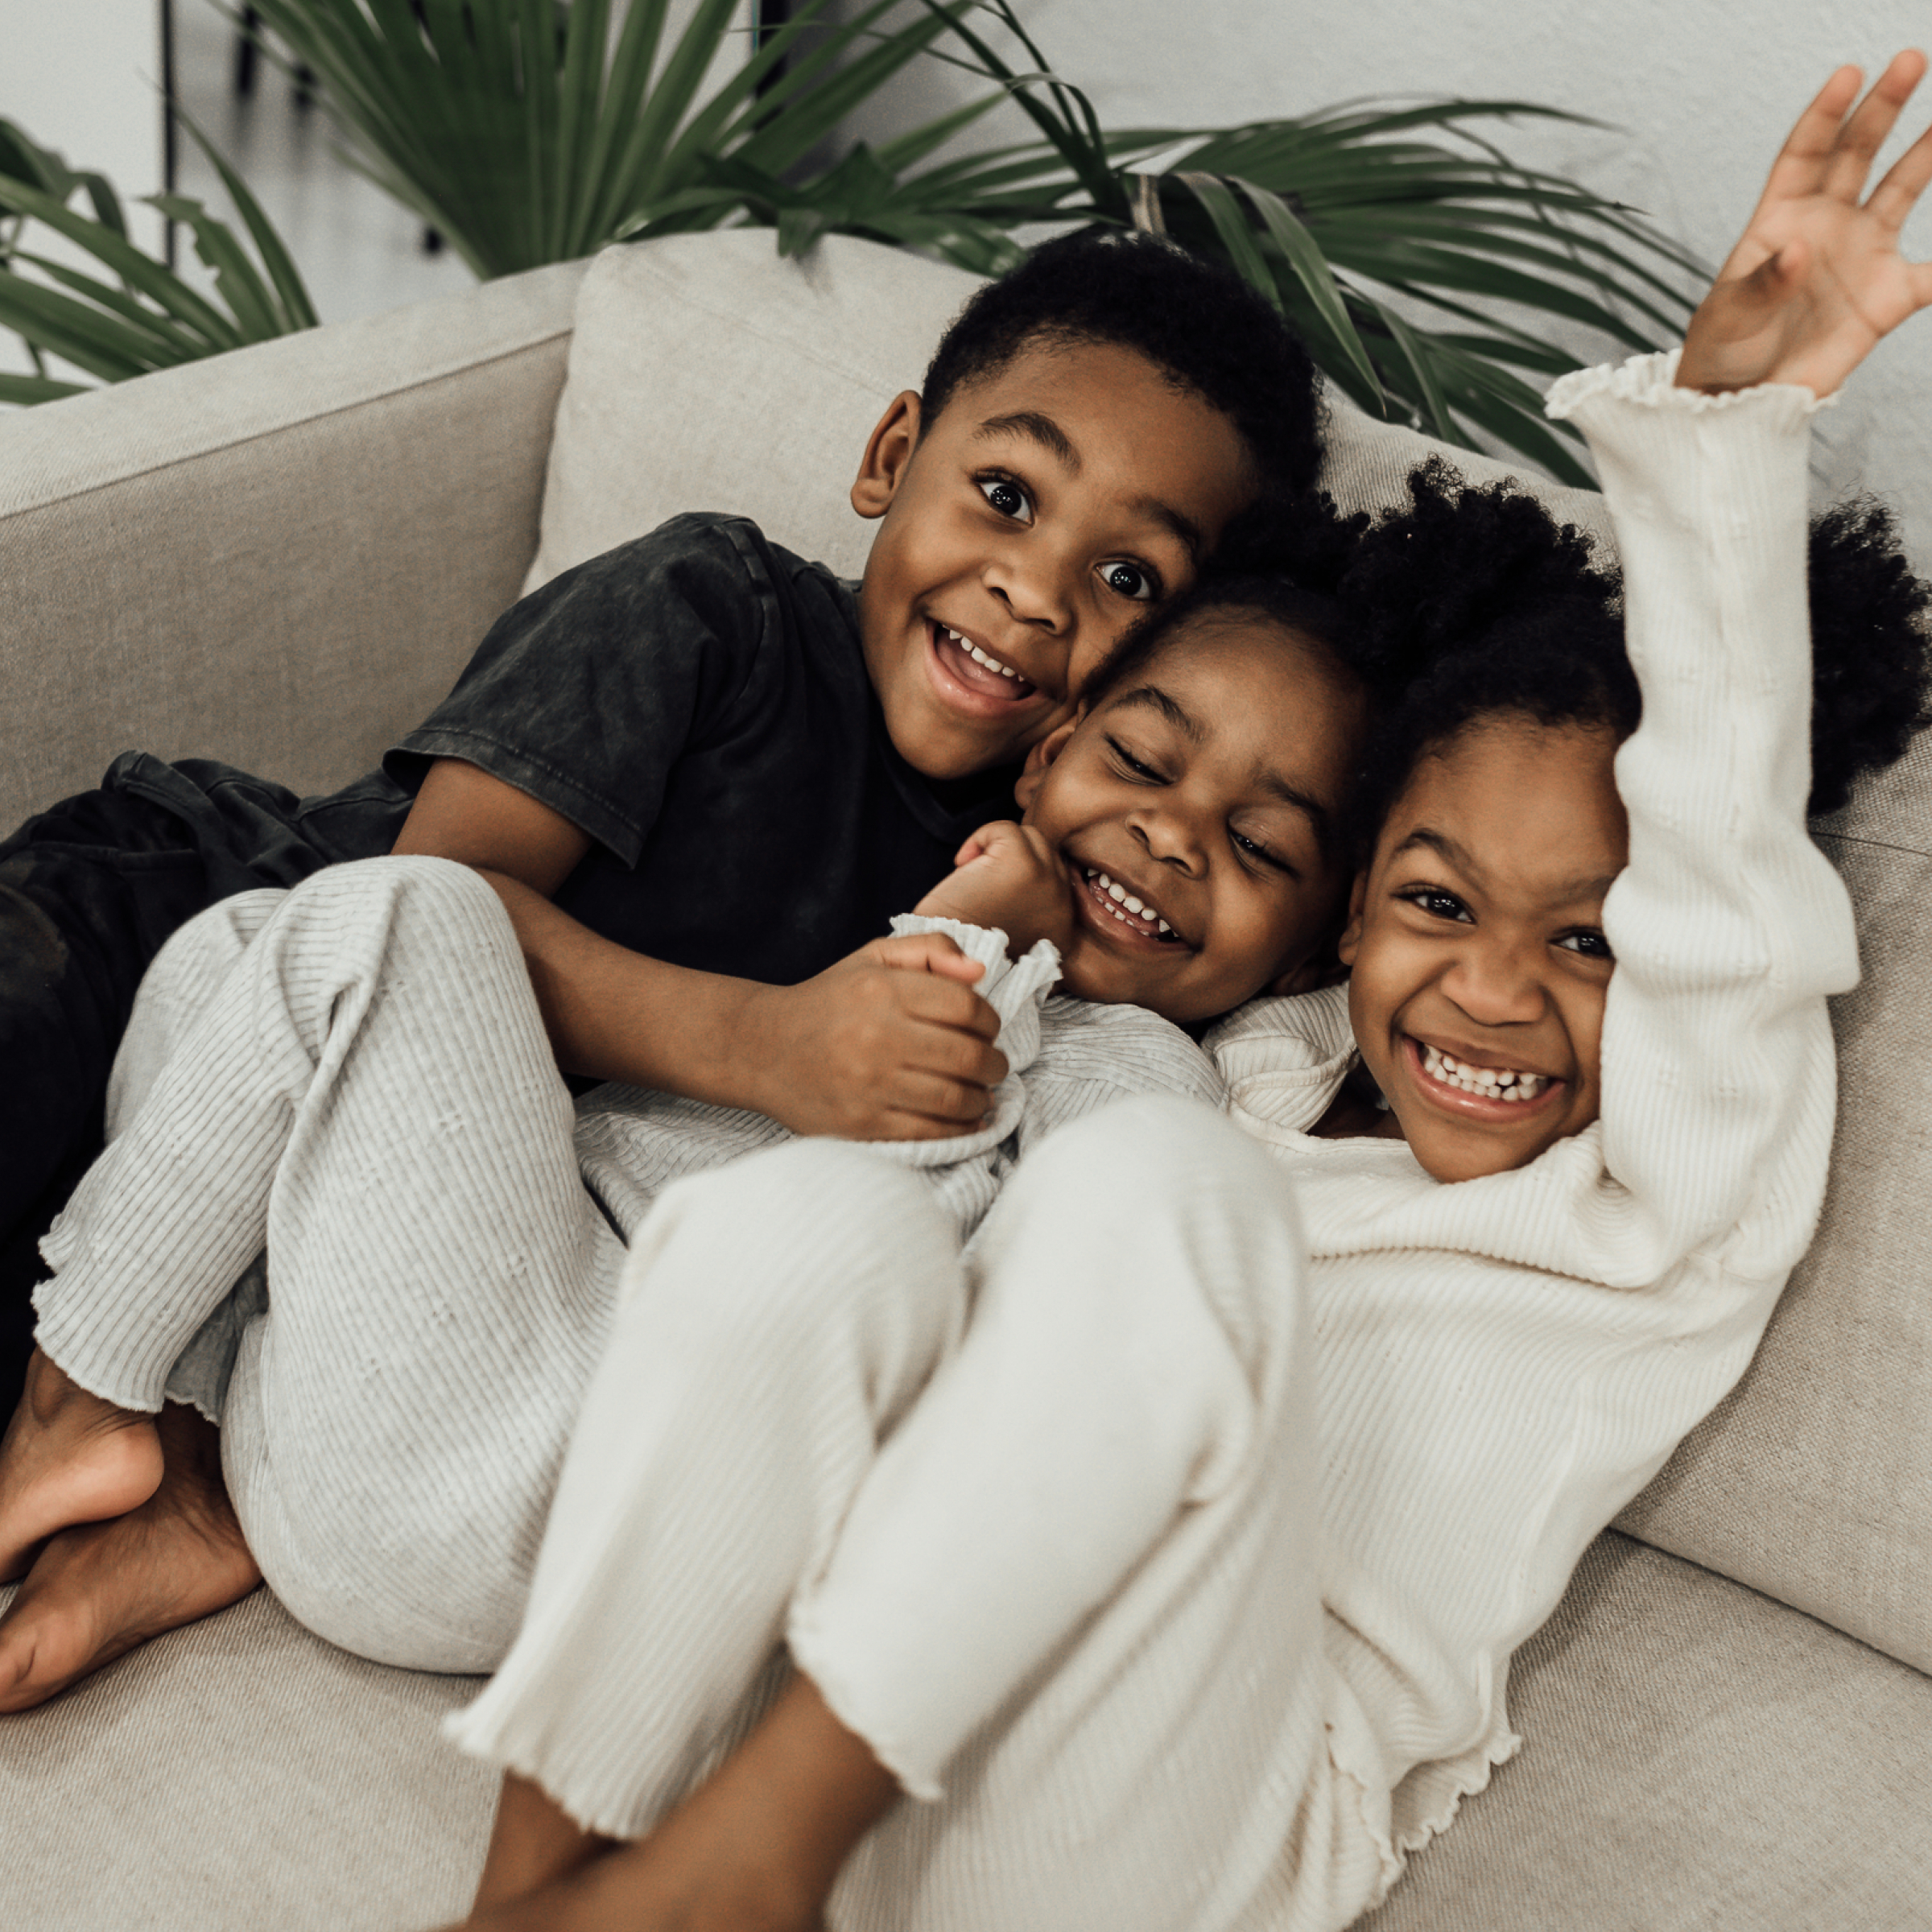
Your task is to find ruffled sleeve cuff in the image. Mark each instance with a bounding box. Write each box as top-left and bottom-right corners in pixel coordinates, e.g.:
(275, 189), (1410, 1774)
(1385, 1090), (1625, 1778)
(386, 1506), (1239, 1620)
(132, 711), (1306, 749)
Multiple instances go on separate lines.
(872, 916), (1061, 1168)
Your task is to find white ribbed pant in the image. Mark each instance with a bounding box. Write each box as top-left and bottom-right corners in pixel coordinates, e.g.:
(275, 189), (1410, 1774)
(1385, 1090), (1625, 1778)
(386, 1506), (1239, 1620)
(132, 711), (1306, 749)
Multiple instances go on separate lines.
(36, 858), (1381, 1930)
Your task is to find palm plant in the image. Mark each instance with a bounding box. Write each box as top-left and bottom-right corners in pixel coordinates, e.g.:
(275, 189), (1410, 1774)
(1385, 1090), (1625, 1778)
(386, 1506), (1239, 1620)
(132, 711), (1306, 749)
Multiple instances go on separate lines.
(229, 0), (1003, 279)
(3, 0), (1704, 481)
(0, 115), (316, 405)
(691, 1), (1707, 486)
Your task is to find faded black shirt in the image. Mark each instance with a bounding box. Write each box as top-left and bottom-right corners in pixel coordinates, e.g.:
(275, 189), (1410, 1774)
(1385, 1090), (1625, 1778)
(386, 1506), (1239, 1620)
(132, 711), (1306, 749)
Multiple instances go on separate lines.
(109, 514), (1014, 986)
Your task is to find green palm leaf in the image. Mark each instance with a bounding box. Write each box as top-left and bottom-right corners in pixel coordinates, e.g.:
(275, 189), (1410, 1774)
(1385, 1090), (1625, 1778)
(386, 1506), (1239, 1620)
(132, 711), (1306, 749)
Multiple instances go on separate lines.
(0, 116), (315, 402)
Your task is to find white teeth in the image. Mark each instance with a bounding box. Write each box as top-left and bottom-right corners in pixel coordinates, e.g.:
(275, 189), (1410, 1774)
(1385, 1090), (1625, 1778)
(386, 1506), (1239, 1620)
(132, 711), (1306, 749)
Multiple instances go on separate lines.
(1419, 1041), (1550, 1101)
(946, 628), (1020, 679)
(1091, 871), (1174, 940)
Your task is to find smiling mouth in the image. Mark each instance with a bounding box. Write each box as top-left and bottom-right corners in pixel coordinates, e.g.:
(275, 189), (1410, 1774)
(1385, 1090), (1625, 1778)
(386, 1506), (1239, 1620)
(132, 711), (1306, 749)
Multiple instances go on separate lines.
(1404, 1035), (1563, 1120)
(1078, 868), (1187, 947)
(928, 619), (1038, 704)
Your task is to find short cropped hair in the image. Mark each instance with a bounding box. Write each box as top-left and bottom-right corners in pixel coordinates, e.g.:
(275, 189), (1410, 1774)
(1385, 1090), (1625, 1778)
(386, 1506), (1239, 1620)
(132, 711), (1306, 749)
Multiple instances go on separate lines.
(920, 229), (1324, 499)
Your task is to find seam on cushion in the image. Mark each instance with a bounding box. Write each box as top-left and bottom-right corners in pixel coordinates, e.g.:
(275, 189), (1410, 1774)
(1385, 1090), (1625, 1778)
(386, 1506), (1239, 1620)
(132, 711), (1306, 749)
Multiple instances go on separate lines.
(0, 324), (575, 522)
(608, 246), (968, 395)
(1814, 829), (1932, 861)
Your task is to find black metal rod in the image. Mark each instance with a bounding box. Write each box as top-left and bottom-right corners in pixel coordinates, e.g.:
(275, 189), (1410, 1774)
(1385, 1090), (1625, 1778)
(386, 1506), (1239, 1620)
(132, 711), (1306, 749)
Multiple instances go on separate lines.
(159, 0), (178, 268)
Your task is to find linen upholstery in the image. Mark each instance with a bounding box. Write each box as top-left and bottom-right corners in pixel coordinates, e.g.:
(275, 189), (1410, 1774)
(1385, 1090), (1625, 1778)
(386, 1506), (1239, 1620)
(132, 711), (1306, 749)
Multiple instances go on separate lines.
(521, 233), (985, 592)
(1360, 1532), (1932, 1932)
(10, 1531), (1926, 1932)
(0, 260), (586, 831)
(1614, 729), (1932, 1674)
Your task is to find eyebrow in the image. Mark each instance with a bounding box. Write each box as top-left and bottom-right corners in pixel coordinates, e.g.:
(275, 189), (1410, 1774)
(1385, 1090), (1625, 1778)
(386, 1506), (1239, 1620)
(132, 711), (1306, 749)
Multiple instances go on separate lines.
(1112, 683), (1203, 743)
(1393, 827), (1620, 902)
(1114, 684), (1341, 863)
(972, 415), (1203, 564)
(976, 410), (1080, 472)
(1128, 493), (1205, 565)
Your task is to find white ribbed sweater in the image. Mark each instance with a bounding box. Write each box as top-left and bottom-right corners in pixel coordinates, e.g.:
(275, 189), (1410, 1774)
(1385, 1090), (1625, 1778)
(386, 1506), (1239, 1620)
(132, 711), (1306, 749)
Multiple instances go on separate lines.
(1208, 353), (1854, 1862)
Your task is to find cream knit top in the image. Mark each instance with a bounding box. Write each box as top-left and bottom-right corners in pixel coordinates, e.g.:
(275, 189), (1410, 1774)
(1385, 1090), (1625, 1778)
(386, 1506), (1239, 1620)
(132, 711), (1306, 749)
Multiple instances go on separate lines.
(1207, 353), (1854, 1880)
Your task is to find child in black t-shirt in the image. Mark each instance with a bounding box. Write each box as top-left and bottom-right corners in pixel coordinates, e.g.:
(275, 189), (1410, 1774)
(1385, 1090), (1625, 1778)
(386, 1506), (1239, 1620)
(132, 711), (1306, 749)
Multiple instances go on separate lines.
(0, 230), (1331, 1690)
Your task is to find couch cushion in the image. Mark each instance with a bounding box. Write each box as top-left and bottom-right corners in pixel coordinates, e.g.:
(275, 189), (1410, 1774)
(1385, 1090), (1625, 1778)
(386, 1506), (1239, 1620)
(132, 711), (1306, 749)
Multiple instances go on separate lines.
(0, 261), (587, 829)
(1360, 1532), (1932, 1931)
(0, 1582), (494, 1931)
(10, 1534), (1925, 1930)
(527, 233), (1620, 601)
(1613, 729), (1932, 1674)
(522, 233), (985, 591)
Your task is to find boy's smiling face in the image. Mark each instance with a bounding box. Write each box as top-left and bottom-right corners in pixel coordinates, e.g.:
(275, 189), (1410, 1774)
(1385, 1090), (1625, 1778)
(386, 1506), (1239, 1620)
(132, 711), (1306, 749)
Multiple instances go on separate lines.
(1015, 613), (1366, 1024)
(1340, 716), (1628, 1183)
(851, 337), (1258, 780)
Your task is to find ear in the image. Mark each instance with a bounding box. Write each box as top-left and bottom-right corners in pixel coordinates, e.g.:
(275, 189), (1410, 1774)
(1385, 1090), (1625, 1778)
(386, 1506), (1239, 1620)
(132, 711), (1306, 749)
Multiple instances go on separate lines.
(1014, 718), (1079, 811)
(1335, 872), (1368, 968)
(851, 390), (923, 521)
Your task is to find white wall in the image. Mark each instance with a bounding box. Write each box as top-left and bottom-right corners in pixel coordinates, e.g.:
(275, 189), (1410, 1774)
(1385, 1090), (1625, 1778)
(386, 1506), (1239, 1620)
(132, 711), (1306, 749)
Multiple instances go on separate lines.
(1, 0), (170, 385)
(840, 0), (1932, 559)
(0, 0), (169, 253)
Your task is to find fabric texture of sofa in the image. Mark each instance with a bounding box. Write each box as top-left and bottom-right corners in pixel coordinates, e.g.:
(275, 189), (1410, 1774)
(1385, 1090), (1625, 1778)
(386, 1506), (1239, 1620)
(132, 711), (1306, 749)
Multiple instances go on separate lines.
(2, 231), (1930, 1931)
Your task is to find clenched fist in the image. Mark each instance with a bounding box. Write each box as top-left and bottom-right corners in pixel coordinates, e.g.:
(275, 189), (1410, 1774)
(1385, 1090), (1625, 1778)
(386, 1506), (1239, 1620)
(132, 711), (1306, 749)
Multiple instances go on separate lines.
(736, 932), (1008, 1141)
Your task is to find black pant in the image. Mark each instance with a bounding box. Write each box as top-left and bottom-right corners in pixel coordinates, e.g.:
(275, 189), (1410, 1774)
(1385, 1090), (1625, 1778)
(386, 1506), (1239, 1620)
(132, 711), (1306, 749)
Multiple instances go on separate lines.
(0, 788), (223, 1409)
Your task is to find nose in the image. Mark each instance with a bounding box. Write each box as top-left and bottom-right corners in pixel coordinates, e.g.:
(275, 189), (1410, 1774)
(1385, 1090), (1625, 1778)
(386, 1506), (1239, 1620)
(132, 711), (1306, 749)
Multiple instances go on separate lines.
(1440, 939), (1546, 1028)
(1127, 799), (1208, 878)
(984, 537), (1075, 638)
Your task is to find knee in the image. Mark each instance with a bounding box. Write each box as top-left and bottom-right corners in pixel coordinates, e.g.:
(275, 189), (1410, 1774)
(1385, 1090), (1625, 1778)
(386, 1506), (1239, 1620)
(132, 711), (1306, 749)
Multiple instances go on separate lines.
(995, 1097), (1307, 1373)
(622, 1140), (958, 1360)
(1019, 1095), (1291, 1228)
(291, 853), (501, 931)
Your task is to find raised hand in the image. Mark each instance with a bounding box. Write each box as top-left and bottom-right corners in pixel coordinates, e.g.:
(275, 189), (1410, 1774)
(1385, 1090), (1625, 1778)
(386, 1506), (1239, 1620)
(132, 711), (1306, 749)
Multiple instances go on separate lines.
(914, 819), (1078, 961)
(738, 932), (1006, 1141)
(1678, 51), (1932, 397)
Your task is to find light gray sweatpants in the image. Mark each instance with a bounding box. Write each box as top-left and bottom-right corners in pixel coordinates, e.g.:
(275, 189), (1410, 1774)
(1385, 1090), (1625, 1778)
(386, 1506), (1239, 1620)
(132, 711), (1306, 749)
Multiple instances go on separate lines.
(36, 857), (625, 1669)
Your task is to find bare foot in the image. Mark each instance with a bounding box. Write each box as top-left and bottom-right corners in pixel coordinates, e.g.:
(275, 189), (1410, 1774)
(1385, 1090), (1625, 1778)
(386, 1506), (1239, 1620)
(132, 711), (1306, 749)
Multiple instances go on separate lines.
(471, 1772), (617, 1911)
(0, 1402), (260, 1712)
(0, 1348), (164, 1582)
(444, 1676), (897, 1931)
(451, 1837), (820, 1932)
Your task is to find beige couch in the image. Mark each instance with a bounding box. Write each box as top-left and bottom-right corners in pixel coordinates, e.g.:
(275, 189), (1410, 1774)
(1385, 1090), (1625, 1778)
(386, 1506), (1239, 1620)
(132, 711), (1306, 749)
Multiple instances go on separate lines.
(3, 233), (1930, 1932)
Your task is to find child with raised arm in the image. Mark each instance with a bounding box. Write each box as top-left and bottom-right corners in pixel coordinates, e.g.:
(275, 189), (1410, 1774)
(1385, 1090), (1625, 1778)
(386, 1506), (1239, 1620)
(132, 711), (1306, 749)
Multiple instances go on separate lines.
(0, 229), (1325, 1685)
(368, 56), (1924, 1932)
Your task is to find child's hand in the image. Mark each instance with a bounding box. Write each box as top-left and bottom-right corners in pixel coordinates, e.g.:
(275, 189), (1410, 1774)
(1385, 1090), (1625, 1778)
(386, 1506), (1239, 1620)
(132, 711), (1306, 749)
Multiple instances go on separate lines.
(739, 934), (1007, 1141)
(1678, 52), (1932, 398)
(913, 820), (1078, 960)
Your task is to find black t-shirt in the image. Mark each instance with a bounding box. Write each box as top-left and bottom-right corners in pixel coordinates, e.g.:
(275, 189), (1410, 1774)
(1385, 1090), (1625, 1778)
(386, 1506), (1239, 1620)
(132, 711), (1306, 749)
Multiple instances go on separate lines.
(109, 514), (1015, 986)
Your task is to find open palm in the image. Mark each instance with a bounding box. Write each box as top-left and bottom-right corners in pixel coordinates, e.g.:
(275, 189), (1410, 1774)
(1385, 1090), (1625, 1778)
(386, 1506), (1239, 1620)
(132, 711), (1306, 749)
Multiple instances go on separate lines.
(1680, 52), (1932, 397)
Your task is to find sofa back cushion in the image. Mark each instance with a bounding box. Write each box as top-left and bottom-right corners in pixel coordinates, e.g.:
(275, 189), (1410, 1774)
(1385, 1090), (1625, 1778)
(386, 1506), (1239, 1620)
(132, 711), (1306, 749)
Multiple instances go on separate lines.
(523, 233), (1620, 594)
(1616, 737), (1932, 1673)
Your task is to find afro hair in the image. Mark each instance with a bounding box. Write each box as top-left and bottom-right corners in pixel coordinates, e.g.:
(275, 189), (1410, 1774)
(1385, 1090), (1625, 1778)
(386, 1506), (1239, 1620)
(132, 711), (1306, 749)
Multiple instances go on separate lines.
(1321, 460), (1932, 848)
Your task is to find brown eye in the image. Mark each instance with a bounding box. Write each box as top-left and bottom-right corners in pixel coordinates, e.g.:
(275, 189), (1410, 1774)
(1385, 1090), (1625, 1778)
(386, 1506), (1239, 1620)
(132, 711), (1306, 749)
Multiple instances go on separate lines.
(1100, 560), (1157, 601)
(978, 477), (1032, 521)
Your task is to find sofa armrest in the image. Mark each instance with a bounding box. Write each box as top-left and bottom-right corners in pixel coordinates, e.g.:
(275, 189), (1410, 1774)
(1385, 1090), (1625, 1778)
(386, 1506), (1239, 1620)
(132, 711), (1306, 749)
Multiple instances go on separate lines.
(0, 259), (588, 829)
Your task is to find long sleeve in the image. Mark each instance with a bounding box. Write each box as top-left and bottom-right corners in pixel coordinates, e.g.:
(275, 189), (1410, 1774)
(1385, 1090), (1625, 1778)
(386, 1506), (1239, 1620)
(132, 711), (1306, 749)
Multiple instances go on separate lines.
(1222, 354), (1855, 1295)
(1548, 352), (1855, 1278)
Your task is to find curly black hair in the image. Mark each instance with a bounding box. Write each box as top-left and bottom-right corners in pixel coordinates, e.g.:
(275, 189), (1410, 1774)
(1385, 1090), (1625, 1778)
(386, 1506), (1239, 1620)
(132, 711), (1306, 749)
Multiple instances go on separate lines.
(1325, 460), (1932, 847)
(919, 229), (1324, 500)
